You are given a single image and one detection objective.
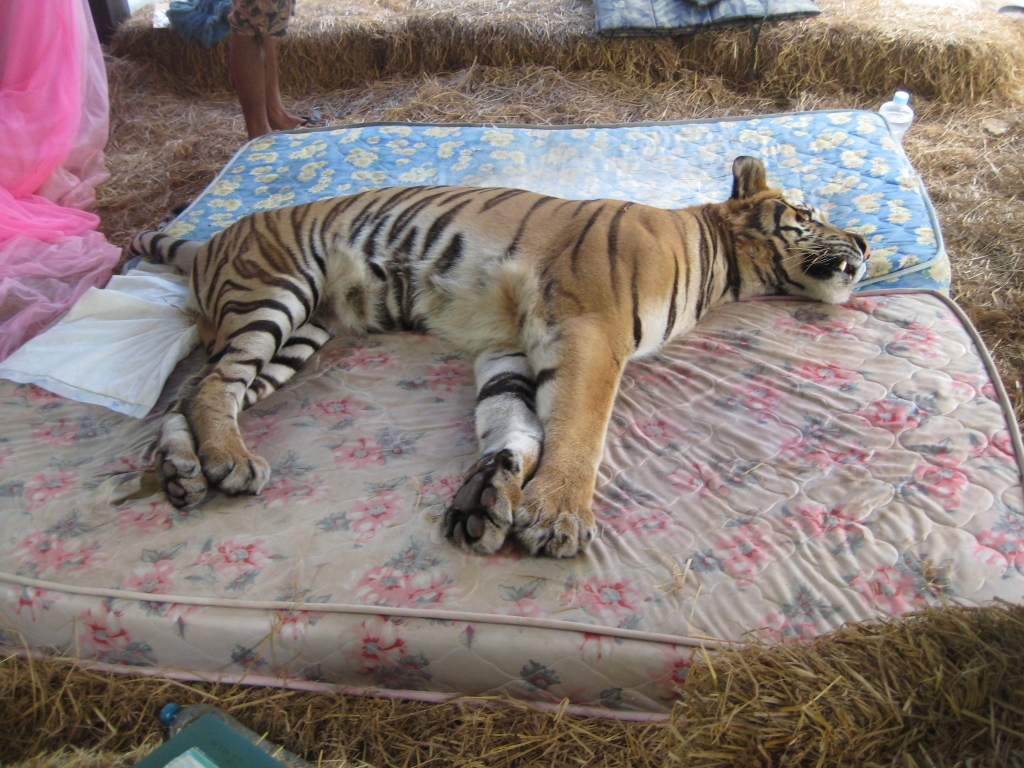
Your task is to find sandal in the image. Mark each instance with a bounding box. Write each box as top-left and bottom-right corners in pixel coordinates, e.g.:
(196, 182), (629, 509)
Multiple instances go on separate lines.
(297, 110), (325, 128)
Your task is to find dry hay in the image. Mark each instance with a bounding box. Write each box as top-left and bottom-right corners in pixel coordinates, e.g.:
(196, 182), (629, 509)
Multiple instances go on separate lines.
(672, 602), (1024, 766)
(108, 0), (1024, 106)
(4, 603), (1024, 767)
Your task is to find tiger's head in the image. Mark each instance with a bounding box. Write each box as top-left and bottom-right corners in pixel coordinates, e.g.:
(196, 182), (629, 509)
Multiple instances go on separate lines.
(724, 156), (870, 305)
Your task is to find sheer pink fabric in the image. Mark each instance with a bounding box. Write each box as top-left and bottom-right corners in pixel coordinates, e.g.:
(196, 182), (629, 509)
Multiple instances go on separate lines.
(0, 0), (121, 361)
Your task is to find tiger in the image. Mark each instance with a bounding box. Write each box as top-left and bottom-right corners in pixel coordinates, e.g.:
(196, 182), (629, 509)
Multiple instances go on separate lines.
(129, 155), (869, 559)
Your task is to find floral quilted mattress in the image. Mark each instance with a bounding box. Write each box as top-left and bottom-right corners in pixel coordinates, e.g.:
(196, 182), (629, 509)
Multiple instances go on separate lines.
(1, 291), (1021, 714)
(164, 113), (950, 293)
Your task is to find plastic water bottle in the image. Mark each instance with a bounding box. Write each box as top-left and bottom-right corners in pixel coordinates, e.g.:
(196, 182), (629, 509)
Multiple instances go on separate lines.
(879, 91), (914, 147)
(158, 702), (310, 767)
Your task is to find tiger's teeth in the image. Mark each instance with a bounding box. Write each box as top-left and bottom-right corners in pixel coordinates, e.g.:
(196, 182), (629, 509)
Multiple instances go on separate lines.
(839, 260), (848, 274)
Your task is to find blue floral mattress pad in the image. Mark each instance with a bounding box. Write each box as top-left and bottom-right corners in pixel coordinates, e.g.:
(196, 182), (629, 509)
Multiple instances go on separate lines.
(165, 112), (950, 293)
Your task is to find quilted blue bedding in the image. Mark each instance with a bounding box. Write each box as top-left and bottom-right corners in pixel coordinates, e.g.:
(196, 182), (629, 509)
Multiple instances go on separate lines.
(166, 111), (949, 293)
(591, 0), (820, 37)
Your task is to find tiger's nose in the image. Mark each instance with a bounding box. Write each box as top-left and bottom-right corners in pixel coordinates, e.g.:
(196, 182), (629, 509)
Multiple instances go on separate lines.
(852, 233), (870, 258)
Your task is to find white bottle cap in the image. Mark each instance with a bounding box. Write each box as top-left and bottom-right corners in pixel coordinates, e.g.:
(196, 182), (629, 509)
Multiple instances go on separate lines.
(893, 91), (910, 106)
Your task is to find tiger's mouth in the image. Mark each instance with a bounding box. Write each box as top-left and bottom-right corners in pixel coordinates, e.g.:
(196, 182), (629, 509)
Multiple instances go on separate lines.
(835, 255), (868, 283)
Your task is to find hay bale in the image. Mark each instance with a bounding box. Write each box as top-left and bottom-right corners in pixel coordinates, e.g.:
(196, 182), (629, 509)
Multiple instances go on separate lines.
(669, 603), (1024, 766)
(108, 0), (1024, 105)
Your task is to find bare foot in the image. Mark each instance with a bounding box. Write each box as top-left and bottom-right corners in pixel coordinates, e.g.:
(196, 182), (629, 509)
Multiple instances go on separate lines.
(268, 108), (304, 132)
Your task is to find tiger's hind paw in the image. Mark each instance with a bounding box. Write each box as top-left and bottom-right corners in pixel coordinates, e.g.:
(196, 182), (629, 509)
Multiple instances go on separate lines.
(155, 413), (208, 507)
(199, 444), (271, 496)
(443, 449), (522, 555)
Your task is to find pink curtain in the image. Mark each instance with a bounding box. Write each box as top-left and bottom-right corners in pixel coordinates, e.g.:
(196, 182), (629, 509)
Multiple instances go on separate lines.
(0, 0), (121, 361)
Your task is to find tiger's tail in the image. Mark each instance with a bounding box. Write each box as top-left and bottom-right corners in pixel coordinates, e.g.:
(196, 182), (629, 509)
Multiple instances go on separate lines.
(127, 231), (201, 275)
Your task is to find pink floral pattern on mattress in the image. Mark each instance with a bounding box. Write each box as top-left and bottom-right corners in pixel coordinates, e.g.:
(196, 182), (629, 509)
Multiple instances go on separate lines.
(0, 292), (1022, 712)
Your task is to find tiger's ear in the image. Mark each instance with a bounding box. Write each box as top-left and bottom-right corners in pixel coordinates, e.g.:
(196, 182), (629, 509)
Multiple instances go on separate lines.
(730, 156), (769, 200)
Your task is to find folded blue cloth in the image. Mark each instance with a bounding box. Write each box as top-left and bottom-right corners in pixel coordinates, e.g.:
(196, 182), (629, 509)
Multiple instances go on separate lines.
(167, 0), (233, 48)
(594, 0), (820, 36)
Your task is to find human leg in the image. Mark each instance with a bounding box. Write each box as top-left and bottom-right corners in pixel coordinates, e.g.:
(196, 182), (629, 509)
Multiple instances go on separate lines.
(228, 29), (272, 140)
(262, 35), (302, 131)
(228, 0), (296, 139)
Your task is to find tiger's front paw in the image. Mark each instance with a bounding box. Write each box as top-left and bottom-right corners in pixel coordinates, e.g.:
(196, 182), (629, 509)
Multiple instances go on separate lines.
(155, 413), (208, 507)
(513, 475), (597, 558)
(198, 443), (271, 496)
(444, 449), (523, 555)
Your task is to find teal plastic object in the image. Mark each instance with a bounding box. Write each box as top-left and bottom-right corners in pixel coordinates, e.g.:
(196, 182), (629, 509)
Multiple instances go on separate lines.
(133, 713), (289, 768)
